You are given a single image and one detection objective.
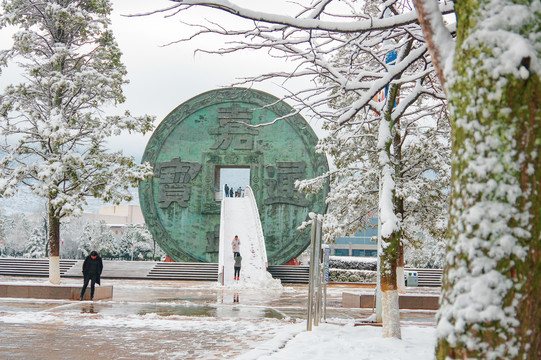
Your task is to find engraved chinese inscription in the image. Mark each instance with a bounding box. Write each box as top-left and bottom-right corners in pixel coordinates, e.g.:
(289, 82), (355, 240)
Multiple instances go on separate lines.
(264, 161), (309, 206)
(155, 157), (201, 208)
(209, 104), (259, 150)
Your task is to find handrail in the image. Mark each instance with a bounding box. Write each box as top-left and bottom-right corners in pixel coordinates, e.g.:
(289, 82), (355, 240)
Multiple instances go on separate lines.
(217, 184), (227, 285)
(244, 186), (268, 269)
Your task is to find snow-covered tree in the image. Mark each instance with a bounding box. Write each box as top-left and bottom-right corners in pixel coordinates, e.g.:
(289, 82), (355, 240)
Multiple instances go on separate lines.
(119, 224), (163, 260)
(308, 98), (451, 279)
(60, 216), (92, 259)
(77, 221), (117, 259)
(1, 212), (30, 257)
(413, 0), (541, 358)
(149, 0), (539, 353)
(0, 0), (154, 284)
(0, 209), (8, 256)
(404, 229), (446, 268)
(151, 0), (454, 339)
(23, 218), (47, 258)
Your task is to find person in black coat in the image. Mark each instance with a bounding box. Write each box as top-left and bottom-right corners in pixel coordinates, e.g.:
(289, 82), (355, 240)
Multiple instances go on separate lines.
(80, 251), (103, 301)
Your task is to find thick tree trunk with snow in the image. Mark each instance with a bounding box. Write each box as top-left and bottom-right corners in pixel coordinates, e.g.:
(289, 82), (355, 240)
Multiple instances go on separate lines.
(436, 0), (541, 358)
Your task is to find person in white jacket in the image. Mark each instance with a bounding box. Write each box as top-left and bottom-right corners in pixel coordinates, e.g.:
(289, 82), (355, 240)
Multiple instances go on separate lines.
(232, 235), (240, 255)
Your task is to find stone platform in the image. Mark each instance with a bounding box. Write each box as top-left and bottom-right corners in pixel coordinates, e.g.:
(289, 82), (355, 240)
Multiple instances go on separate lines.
(0, 283), (113, 301)
(343, 292), (439, 310)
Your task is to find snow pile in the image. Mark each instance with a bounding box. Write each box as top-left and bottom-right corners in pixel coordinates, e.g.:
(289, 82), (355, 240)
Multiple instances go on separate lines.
(237, 323), (436, 360)
(222, 271), (283, 290)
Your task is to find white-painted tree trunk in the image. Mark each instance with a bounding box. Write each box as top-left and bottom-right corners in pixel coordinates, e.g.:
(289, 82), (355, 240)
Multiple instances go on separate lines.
(382, 290), (401, 338)
(48, 256), (61, 285)
(397, 266), (406, 294)
(376, 214), (383, 323)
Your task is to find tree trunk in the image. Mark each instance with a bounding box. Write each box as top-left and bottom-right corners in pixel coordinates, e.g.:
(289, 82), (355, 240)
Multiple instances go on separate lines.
(397, 244), (406, 294)
(436, 0), (541, 357)
(378, 107), (402, 338)
(377, 64), (408, 338)
(380, 230), (402, 338)
(393, 121), (406, 294)
(48, 202), (61, 285)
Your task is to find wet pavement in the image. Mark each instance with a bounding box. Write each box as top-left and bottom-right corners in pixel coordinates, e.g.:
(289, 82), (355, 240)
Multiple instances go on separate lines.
(0, 277), (438, 359)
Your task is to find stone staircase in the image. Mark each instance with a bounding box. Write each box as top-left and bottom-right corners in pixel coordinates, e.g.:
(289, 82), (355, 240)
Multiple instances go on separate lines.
(0, 258), (77, 277)
(405, 267), (443, 287)
(267, 265), (309, 284)
(147, 262), (219, 281)
(0, 258), (311, 284)
(0, 259), (448, 285)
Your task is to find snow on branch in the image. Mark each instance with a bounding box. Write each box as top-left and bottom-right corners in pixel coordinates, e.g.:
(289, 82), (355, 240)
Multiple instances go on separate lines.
(168, 0), (454, 33)
(411, 0), (455, 88)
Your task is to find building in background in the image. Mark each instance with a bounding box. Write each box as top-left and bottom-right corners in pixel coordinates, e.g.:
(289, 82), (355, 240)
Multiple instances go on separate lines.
(330, 218), (378, 257)
(82, 205), (144, 235)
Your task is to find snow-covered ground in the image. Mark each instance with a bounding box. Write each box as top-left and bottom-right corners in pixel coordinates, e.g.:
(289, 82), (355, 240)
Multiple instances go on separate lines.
(239, 323), (436, 360)
(0, 277), (438, 359)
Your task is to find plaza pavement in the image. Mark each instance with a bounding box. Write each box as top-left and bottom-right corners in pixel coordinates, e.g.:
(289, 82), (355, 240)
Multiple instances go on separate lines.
(0, 277), (438, 359)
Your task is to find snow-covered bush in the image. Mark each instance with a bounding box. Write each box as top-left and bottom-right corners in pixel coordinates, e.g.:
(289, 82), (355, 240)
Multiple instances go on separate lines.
(325, 256), (377, 283)
(329, 256), (377, 271)
(329, 269), (377, 283)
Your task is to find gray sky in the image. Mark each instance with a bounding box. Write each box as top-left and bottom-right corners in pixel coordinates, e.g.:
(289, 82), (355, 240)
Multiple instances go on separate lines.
(0, 0), (325, 214)
(0, 0), (318, 162)
(107, 0), (312, 161)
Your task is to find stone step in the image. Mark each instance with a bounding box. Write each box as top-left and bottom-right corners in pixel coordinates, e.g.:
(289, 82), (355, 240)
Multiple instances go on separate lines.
(0, 258), (78, 277)
(268, 265), (309, 284)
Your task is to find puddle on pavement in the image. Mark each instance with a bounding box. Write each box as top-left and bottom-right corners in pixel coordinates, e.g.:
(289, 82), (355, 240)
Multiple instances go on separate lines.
(0, 302), (52, 313)
(70, 302), (286, 320)
(0, 300), (76, 313)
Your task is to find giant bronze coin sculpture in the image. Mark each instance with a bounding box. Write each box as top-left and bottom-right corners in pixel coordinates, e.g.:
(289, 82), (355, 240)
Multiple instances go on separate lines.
(139, 88), (328, 264)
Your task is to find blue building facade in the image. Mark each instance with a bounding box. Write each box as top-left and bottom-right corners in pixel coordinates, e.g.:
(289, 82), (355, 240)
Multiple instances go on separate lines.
(331, 218), (378, 257)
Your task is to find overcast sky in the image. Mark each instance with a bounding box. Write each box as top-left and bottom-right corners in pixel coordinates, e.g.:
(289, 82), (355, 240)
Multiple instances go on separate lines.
(0, 0), (322, 162)
(107, 0), (319, 161)
(0, 1), (326, 214)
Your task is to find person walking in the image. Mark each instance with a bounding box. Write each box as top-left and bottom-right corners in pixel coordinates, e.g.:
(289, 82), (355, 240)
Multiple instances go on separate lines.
(232, 235), (240, 256)
(224, 184), (229, 197)
(80, 250), (103, 301)
(234, 252), (242, 281)
(229, 188), (234, 197)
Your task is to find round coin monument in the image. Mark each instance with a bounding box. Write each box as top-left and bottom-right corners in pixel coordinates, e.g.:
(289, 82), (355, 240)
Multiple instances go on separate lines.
(139, 88), (328, 264)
